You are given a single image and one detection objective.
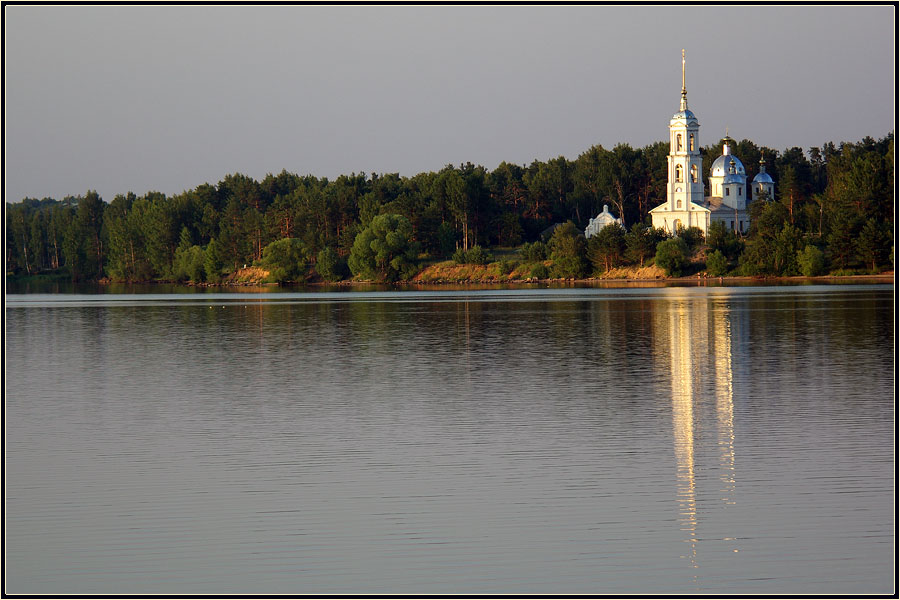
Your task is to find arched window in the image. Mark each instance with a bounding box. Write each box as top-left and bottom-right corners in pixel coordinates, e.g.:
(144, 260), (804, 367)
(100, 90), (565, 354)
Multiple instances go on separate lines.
(690, 165), (698, 183)
(677, 199), (682, 208)
(675, 165), (683, 182)
(676, 134), (683, 151)
(689, 133), (695, 151)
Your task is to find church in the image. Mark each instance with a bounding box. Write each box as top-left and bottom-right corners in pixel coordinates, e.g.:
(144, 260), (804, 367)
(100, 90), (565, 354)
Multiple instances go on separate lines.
(648, 51), (774, 236)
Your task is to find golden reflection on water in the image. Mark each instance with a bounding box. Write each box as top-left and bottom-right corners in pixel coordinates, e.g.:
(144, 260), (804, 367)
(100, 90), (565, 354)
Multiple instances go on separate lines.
(660, 292), (738, 579)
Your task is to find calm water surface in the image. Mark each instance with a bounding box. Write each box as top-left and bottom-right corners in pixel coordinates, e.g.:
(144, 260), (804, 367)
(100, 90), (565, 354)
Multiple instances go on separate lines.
(4, 285), (894, 594)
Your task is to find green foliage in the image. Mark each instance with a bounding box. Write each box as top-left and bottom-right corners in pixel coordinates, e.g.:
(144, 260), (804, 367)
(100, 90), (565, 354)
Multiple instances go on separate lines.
(436, 222), (459, 258)
(204, 239), (225, 283)
(655, 237), (689, 277)
(739, 238), (773, 276)
(797, 245), (826, 277)
(625, 224), (667, 267)
(497, 259), (517, 275)
(548, 221), (589, 278)
(705, 249), (729, 277)
(519, 241), (548, 262)
(5, 133), (893, 282)
(261, 238), (308, 283)
(587, 224), (626, 273)
(530, 263), (550, 279)
(348, 214), (420, 282)
(453, 245), (491, 265)
(855, 218), (889, 272)
(705, 220), (743, 261)
(772, 224), (803, 275)
(315, 246), (348, 282)
(172, 226), (207, 283)
(676, 225), (704, 252)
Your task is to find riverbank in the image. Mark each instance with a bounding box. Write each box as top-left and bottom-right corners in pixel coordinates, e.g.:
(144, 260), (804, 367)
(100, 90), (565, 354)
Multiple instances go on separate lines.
(10, 265), (894, 290)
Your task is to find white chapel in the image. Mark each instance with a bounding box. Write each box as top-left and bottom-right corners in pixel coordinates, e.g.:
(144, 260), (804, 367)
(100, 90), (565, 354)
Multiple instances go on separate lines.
(649, 51), (773, 236)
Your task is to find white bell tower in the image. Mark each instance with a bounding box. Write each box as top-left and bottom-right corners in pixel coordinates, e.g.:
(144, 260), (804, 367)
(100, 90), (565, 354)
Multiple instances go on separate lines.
(667, 50), (704, 214)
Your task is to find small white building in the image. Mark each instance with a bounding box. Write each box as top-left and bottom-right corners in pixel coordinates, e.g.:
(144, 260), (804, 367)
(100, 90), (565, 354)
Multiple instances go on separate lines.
(585, 205), (624, 238)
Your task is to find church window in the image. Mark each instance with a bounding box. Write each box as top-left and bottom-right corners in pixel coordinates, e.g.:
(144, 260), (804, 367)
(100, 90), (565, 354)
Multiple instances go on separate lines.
(689, 133), (695, 151)
(725, 188), (730, 196)
(677, 199), (682, 208)
(738, 188), (742, 196)
(676, 134), (683, 151)
(675, 165), (683, 182)
(690, 165), (698, 183)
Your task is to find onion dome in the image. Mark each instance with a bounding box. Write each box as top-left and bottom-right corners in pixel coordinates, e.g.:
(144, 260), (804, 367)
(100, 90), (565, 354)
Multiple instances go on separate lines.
(753, 157), (774, 183)
(711, 138), (746, 178)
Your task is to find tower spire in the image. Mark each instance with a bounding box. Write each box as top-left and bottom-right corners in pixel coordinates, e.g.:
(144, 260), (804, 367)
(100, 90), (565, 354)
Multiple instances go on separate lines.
(680, 49), (688, 111)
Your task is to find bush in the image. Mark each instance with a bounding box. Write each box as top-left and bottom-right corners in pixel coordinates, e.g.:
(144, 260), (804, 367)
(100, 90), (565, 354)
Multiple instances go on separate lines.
(316, 246), (348, 281)
(348, 214), (420, 282)
(204, 239), (225, 283)
(453, 245), (491, 265)
(548, 221), (589, 278)
(655, 237), (689, 277)
(466, 245), (491, 265)
(706, 249), (729, 277)
(173, 244), (206, 282)
(797, 245), (826, 277)
(587, 223), (626, 273)
(530, 263), (549, 279)
(677, 226), (704, 252)
(519, 241), (548, 262)
(261, 238), (308, 283)
(497, 259), (517, 275)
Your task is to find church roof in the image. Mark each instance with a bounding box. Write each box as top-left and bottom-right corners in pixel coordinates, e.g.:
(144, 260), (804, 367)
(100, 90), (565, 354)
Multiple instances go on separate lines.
(672, 108), (697, 121)
(753, 171), (774, 183)
(724, 171), (744, 184)
(711, 153), (746, 177)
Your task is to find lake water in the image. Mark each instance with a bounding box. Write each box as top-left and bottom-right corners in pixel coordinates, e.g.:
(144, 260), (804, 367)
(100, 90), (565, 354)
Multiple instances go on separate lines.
(4, 284), (895, 595)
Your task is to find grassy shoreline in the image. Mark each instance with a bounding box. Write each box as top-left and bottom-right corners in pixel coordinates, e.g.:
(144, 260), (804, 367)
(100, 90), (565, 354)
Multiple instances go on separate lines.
(8, 266), (894, 289)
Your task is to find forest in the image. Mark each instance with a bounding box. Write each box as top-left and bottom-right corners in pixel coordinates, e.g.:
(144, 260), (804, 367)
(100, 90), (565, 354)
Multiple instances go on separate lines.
(5, 133), (894, 283)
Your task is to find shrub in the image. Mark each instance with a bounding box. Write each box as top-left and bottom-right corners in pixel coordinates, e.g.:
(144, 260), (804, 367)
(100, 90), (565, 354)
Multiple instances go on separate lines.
(655, 237), (689, 277)
(316, 246), (348, 282)
(530, 263), (549, 279)
(520, 241), (548, 262)
(261, 238), (308, 283)
(452, 247), (468, 264)
(548, 221), (589, 278)
(204, 239), (225, 283)
(348, 214), (420, 282)
(497, 259), (517, 275)
(706, 249), (729, 277)
(677, 225), (704, 252)
(465, 245), (491, 265)
(797, 245), (826, 277)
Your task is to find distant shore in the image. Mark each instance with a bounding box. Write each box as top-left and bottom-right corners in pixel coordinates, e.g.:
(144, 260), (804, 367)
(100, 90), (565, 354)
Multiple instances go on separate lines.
(9, 267), (894, 290)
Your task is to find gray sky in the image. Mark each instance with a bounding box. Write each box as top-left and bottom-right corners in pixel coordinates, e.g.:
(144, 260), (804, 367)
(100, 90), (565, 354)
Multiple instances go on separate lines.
(3, 4), (895, 203)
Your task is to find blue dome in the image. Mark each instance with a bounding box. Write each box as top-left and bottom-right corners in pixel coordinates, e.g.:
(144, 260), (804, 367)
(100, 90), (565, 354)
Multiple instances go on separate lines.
(753, 171), (774, 184)
(711, 154), (746, 178)
(724, 172), (744, 185)
(671, 109), (698, 124)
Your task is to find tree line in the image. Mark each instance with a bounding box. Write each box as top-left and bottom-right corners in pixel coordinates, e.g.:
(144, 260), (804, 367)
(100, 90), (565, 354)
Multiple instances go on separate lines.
(5, 133), (894, 282)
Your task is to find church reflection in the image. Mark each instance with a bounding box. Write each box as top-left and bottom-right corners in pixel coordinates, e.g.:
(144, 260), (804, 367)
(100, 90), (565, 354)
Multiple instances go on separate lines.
(656, 290), (743, 578)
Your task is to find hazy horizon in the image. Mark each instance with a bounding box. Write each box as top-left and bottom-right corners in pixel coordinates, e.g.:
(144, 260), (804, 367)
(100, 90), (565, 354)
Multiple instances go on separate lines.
(4, 4), (895, 203)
